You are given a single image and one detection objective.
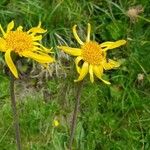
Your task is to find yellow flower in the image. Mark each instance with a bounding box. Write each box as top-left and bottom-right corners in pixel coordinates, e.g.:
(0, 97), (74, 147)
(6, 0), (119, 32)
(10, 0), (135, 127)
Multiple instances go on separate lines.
(53, 119), (59, 127)
(58, 24), (126, 84)
(0, 21), (55, 78)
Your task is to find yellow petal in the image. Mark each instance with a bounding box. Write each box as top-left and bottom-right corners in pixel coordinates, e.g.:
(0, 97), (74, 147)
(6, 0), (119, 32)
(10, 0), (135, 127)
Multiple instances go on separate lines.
(33, 35), (42, 41)
(17, 26), (23, 31)
(75, 56), (83, 74)
(89, 64), (94, 83)
(99, 78), (111, 85)
(103, 59), (120, 70)
(93, 65), (110, 84)
(21, 51), (55, 63)
(35, 50), (53, 56)
(5, 50), (18, 78)
(27, 26), (46, 34)
(86, 23), (91, 42)
(108, 40), (126, 49)
(100, 42), (114, 48)
(101, 40), (126, 51)
(58, 46), (81, 56)
(74, 62), (89, 82)
(72, 25), (84, 45)
(93, 65), (103, 77)
(35, 43), (51, 53)
(0, 38), (6, 52)
(0, 24), (6, 36)
(32, 42), (51, 53)
(37, 21), (42, 28)
(7, 21), (14, 33)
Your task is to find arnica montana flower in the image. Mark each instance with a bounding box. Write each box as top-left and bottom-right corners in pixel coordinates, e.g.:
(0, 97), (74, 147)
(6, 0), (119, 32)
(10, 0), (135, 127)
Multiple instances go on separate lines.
(58, 24), (126, 84)
(0, 21), (55, 78)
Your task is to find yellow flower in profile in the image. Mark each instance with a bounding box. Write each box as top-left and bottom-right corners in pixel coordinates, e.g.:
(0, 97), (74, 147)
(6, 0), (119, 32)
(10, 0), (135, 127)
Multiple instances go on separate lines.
(0, 21), (55, 78)
(53, 119), (59, 127)
(58, 24), (126, 84)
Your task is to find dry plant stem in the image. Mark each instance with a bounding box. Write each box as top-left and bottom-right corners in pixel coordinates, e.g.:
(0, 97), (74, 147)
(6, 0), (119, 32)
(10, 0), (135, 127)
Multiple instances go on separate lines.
(69, 81), (83, 150)
(10, 73), (22, 150)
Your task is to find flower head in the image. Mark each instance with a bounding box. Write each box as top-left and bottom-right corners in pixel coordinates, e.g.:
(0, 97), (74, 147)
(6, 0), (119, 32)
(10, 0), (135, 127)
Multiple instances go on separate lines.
(53, 119), (59, 127)
(0, 21), (55, 78)
(127, 5), (144, 22)
(58, 24), (126, 84)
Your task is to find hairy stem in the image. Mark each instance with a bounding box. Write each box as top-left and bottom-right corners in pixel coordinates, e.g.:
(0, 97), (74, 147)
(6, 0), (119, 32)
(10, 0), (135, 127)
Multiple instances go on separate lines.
(69, 81), (83, 150)
(10, 73), (22, 150)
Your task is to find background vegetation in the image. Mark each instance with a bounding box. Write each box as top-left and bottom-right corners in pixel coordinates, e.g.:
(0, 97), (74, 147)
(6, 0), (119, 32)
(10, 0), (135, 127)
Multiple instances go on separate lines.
(0, 0), (150, 149)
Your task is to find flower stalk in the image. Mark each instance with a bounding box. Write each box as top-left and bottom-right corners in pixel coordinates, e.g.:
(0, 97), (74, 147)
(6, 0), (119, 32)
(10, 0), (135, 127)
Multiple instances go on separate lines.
(69, 81), (83, 150)
(10, 72), (21, 150)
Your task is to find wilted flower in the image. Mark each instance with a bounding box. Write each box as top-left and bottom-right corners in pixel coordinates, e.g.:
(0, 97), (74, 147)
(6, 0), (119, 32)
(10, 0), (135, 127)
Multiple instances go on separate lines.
(0, 21), (55, 78)
(127, 5), (144, 22)
(58, 24), (126, 84)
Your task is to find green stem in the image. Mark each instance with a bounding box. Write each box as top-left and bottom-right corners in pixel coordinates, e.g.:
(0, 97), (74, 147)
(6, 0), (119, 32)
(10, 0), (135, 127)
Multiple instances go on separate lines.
(10, 73), (22, 150)
(137, 15), (150, 23)
(69, 81), (83, 150)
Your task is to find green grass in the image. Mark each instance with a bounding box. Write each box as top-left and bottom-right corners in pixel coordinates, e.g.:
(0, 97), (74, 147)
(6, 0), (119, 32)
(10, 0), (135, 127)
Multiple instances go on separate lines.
(0, 0), (150, 149)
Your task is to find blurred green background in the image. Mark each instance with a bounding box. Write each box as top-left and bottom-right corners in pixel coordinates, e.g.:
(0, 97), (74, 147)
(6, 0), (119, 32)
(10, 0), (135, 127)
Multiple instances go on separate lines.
(0, 0), (150, 149)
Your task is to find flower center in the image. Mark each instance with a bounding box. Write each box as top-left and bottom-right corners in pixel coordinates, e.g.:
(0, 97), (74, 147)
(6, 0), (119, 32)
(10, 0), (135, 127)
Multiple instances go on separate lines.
(5, 31), (33, 53)
(81, 41), (104, 65)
